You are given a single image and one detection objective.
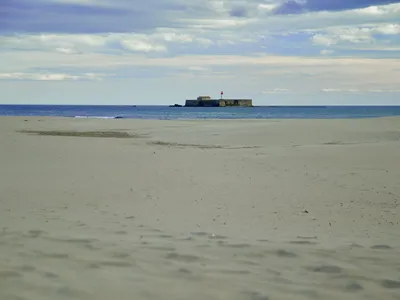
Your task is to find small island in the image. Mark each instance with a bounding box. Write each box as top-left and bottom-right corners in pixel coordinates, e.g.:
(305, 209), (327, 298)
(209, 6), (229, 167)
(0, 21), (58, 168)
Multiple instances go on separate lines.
(185, 95), (253, 107)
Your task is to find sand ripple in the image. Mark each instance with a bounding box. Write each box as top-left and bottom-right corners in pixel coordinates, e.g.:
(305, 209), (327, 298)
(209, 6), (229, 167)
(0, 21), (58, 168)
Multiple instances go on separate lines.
(1, 225), (400, 300)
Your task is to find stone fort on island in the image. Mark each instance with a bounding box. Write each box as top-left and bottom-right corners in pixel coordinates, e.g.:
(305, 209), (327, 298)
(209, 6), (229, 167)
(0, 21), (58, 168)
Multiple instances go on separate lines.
(185, 96), (253, 107)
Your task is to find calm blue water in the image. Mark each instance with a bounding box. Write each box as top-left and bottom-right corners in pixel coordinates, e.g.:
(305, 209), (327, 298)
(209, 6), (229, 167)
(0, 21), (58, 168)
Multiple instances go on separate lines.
(1, 105), (400, 120)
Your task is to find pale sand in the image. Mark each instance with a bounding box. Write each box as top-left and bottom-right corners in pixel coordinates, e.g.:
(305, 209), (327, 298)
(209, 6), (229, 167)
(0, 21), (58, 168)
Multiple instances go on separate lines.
(1, 116), (399, 300)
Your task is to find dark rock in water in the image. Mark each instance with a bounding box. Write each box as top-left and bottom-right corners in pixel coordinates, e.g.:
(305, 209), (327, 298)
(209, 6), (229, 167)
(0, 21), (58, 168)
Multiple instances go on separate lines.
(169, 104), (182, 107)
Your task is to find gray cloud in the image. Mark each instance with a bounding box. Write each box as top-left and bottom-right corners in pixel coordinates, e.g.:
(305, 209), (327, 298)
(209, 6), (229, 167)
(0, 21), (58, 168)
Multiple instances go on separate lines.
(230, 6), (250, 17)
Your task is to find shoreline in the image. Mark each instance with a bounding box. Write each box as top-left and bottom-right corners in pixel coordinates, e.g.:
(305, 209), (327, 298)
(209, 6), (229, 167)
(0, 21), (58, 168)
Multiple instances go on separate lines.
(2, 115), (400, 121)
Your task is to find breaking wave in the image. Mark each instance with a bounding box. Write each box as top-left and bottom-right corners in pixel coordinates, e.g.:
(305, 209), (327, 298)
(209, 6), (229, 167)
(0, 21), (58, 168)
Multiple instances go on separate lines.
(73, 115), (125, 119)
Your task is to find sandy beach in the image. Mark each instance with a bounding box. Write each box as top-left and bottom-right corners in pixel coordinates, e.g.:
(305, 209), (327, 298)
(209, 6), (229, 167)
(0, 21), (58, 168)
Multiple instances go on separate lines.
(1, 116), (399, 300)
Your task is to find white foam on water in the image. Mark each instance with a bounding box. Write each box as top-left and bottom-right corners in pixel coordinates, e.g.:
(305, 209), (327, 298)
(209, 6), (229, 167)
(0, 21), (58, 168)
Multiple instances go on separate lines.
(73, 116), (123, 119)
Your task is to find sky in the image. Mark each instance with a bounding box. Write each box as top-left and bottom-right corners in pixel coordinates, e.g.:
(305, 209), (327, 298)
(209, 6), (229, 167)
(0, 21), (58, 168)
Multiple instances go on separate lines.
(1, 0), (400, 105)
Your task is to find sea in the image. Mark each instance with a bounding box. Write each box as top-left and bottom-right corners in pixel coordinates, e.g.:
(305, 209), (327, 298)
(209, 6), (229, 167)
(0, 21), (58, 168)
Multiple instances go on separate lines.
(0, 105), (400, 120)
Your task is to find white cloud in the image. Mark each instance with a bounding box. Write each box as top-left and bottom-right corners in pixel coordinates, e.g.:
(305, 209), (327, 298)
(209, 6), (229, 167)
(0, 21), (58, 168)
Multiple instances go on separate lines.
(186, 66), (209, 71)
(312, 34), (337, 46)
(320, 49), (334, 55)
(262, 88), (290, 94)
(312, 27), (373, 46)
(2, 50), (397, 69)
(257, 3), (278, 12)
(0, 72), (110, 81)
(350, 45), (400, 51)
(120, 38), (166, 53)
(368, 89), (400, 93)
(321, 88), (361, 93)
(354, 4), (400, 15)
(321, 88), (340, 92)
(2, 34), (107, 53)
(0, 30), (218, 55)
(311, 23), (400, 47)
(321, 88), (400, 93)
(184, 18), (255, 29)
(55, 47), (81, 54)
(374, 24), (400, 35)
